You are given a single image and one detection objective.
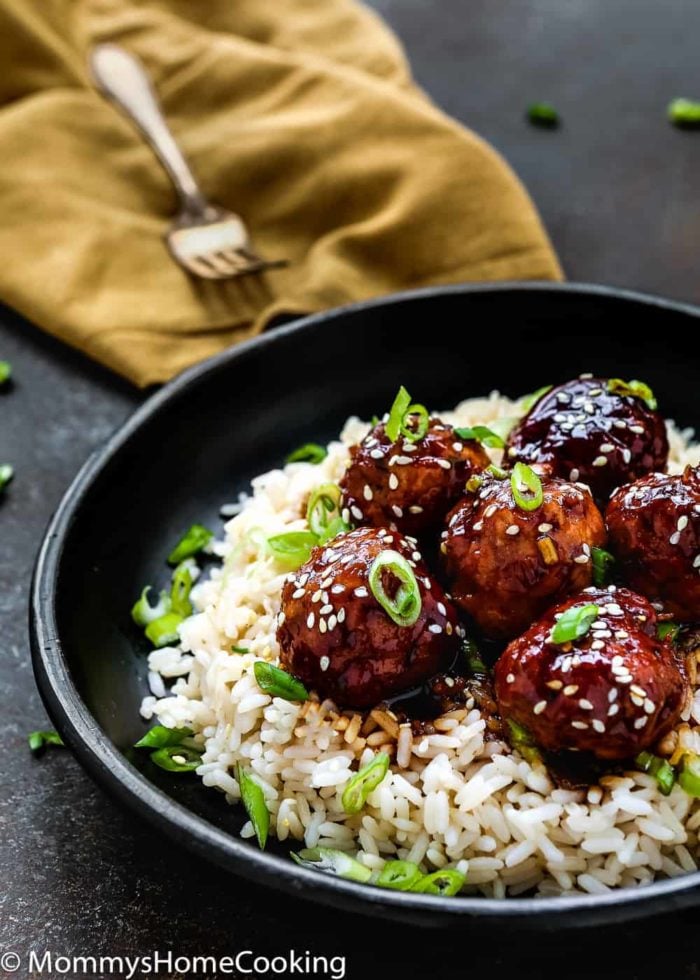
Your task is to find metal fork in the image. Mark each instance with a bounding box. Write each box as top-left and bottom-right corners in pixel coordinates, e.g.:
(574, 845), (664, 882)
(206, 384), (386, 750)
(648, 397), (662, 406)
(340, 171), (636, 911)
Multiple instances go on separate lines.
(90, 44), (287, 280)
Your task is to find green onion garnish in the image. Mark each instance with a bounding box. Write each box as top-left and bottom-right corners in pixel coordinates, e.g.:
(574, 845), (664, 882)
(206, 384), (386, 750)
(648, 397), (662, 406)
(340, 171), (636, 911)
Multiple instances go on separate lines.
(237, 763), (270, 849)
(657, 622), (681, 643)
(668, 98), (700, 128)
(231, 645), (249, 654)
(606, 378), (657, 411)
(28, 730), (64, 752)
(368, 550), (422, 627)
(385, 386), (430, 443)
(520, 384), (552, 412)
(511, 462), (543, 511)
(0, 360), (11, 386)
(376, 860), (424, 891)
(167, 523), (214, 565)
(549, 603), (600, 645)
(454, 425), (505, 449)
(465, 475), (483, 493)
(253, 661), (308, 701)
(286, 443), (327, 464)
(526, 103), (559, 128)
(678, 754), (700, 797)
(306, 484), (349, 544)
(462, 637), (488, 676)
(342, 752), (390, 814)
(150, 745), (202, 772)
(506, 719), (541, 765)
(267, 531), (318, 569)
(144, 611), (184, 648)
(486, 464), (508, 480)
(635, 751), (675, 796)
(169, 562), (193, 617)
(0, 464), (14, 491)
(291, 847), (372, 883)
(131, 585), (170, 626)
(134, 725), (193, 749)
(412, 869), (466, 896)
(591, 546), (615, 588)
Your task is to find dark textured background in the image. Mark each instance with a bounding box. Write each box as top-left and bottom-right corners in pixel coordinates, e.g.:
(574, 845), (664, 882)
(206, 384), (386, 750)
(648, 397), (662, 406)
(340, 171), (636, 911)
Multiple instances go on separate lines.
(3, 1), (700, 976)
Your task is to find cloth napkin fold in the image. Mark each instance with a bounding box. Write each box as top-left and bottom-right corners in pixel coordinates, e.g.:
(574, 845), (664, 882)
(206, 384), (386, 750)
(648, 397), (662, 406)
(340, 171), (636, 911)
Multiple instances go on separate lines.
(0, 0), (561, 387)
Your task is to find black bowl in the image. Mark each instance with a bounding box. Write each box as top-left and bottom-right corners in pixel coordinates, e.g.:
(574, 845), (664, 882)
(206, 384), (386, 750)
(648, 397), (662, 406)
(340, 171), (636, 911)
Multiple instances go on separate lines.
(31, 282), (700, 927)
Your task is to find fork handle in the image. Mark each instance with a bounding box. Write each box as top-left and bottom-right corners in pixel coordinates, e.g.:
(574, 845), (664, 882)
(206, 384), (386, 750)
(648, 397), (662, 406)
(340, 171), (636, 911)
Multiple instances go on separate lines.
(90, 44), (209, 215)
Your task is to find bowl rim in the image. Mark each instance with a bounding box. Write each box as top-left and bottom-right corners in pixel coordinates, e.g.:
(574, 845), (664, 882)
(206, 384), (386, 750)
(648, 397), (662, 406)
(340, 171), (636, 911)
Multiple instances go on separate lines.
(30, 280), (700, 925)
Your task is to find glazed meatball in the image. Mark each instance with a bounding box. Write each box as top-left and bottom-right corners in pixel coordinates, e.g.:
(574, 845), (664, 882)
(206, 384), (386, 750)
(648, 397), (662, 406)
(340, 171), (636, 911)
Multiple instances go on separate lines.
(494, 587), (688, 760)
(506, 377), (669, 504)
(606, 465), (700, 621)
(340, 417), (489, 538)
(441, 471), (607, 639)
(277, 526), (459, 708)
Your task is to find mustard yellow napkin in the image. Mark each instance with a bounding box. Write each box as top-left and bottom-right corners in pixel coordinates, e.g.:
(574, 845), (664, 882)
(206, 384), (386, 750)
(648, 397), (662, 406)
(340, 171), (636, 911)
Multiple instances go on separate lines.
(0, 0), (561, 386)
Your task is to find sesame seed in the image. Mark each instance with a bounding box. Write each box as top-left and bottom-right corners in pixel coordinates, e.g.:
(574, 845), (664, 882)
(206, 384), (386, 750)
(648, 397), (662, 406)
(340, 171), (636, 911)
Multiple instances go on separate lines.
(440, 543), (447, 554)
(538, 523), (553, 533)
(508, 447), (518, 458)
(351, 506), (363, 521)
(534, 701), (547, 715)
(630, 694), (644, 707)
(563, 685), (579, 696)
(320, 604), (333, 615)
(437, 602), (447, 616)
(322, 591), (329, 603)
(298, 573), (309, 586)
(644, 699), (655, 714)
(370, 448), (383, 459)
(444, 676), (455, 687)
(634, 716), (648, 730)
(591, 640), (605, 651)
(394, 455), (412, 465)
(694, 555), (700, 569)
(452, 442), (464, 452)
(292, 588), (305, 599)
(617, 675), (633, 684)
(678, 515), (689, 531)
(571, 721), (589, 730)
(614, 630), (629, 639)
(354, 586), (368, 598)
(428, 624), (443, 634)
(363, 485), (373, 501)
(485, 505), (497, 518)
(392, 505), (404, 518)
(599, 443), (614, 453)
(506, 525), (520, 536)
(592, 720), (606, 733)
(630, 684), (647, 697)
(630, 424), (645, 434)
(579, 699), (594, 710)
(622, 448), (632, 464)
(412, 551), (422, 561)
(569, 468), (580, 481)
(312, 589), (323, 603)
(278, 611), (286, 625)
(592, 456), (608, 467)
(409, 505), (424, 514)
(402, 443), (417, 453)
(473, 521), (484, 531)
(445, 622), (453, 635)
(389, 473), (399, 490)
(546, 680), (563, 690)
(574, 554), (590, 564)
(320, 655), (330, 671)
(506, 673), (515, 683)
(337, 608), (346, 624)
(608, 704), (619, 717)
(331, 584), (345, 594)
(382, 535), (394, 544)
(306, 612), (315, 628)
(608, 689), (618, 702)
(320, 577), (333, 589)
(423, 577), (432, 589)
(319, 620), (327, 634)
(437, 459), (452, 470)
(342, 508), (351, 524)
(580, 372), (593, 379)
(670, 531), (681, 545)
(328, 614), (337, 631)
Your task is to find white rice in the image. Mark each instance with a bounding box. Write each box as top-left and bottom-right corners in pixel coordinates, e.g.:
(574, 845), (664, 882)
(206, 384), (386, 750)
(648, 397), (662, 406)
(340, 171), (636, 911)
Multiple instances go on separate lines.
(142, 392), (700, 898)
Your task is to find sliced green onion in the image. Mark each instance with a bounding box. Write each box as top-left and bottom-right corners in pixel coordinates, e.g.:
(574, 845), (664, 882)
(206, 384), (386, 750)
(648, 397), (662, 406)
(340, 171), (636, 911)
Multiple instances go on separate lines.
(454, 425), (505, 449)
(506, 719), (541, 765)
(549, 603), (600, 645)
(511, 462), (543, 511)
(145, 611), (184, 648)
(385, 386), (429, 443)
(368, 550), (421, 627)
(520, 384), (552, 412)
(169, 562), (193, 617)
(465, 474), (483, 493)
(412, 869), (466, 896)
(657, 622), (681, 643)
(591, 547), (615, 588)
(150, 745), (202, 773)
(237, 763), (270, 849)
(134, 725), (193, 749)
(267, 531), (318, 569)
(286, 443), (327, 464)
(606, 378), (657, 411)
(231, 645), (250, 655)
(462, 637), (488, 676)
(342, 752), (390, 814)
(678, 754), (700, 797)
(291, 847), (372, 883)
(486, 464), (507, 480)
(376, 860), (424, 891)
(28, 730), (64, 752)
(526, 103), (559, 128)
(489, 416), (518, 441)
(0, 360), (11, 385)
(668, 98), (700, 128)
(131, 585), (170, 627)
(635, 751), (675, 796)
(167, 523), (213, 565)
(0, 464), (14, 490)
(253, 661), (308, 702)
(306, 484), (348, 544)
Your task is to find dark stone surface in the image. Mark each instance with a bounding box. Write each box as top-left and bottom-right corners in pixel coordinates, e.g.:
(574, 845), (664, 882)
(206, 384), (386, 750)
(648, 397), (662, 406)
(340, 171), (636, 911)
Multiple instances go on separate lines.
(3, 1), (700, 976)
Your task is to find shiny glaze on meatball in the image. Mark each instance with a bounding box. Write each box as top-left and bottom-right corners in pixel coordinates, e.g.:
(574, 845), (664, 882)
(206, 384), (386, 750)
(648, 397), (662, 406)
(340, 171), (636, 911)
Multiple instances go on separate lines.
(494, 587), (688, 760)
(606, 465), (700, 622)
(277, 526), (459, 708)
(441, 472), (607, 640)
(339, 417), (489, 538)
(506, 377), (669, 504)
